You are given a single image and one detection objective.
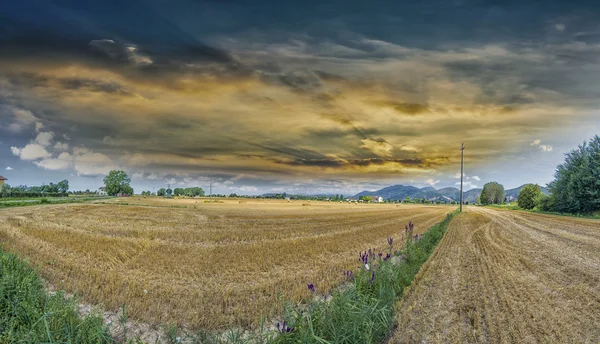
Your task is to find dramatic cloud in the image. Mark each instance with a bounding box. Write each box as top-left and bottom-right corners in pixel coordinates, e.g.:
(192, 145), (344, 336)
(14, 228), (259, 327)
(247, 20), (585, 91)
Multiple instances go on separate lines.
(455, 181), (479, 190)
(360, 139), (394, 158)
(1, 0), (599, 193)
(425, 179), (440, 186)
(34, 152), (73, 170)
(72, 147), (118, 176)
(11, 144), (51, 160)
(531, 139), (553, 152)
(35, 132), (55, 147)
(54, 142), (69, 151)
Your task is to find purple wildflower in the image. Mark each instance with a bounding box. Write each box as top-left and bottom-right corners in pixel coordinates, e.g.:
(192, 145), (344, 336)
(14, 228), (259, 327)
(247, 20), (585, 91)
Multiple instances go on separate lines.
(307, 283), (315, 293)
(370, 271), (375, 285)
(378, 252), (383, 258)
(387, 237), (393, 246)
(359, 251), (368, 265)
(276, 321), (293, 333)
(384, 253), (390, 261)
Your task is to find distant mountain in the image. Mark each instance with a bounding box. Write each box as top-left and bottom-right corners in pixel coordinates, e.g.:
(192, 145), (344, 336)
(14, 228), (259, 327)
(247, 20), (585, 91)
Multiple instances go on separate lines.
(354, 184), (421, 200)
(463, 188), (482, 203)
(505, 184), (550, 201)
(352, 184), (477, 202)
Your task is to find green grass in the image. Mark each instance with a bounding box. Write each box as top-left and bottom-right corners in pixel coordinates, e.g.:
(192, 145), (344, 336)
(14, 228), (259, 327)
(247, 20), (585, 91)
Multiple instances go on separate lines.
(0, 246), (113, 343)
(0, 196), (113, 209)
(484, 204), (600, 220)
(514, 207), (600, 220)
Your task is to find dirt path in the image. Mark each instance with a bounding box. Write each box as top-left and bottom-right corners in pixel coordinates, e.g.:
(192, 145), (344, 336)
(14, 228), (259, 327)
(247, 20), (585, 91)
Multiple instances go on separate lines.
(389, 207), (600, 344)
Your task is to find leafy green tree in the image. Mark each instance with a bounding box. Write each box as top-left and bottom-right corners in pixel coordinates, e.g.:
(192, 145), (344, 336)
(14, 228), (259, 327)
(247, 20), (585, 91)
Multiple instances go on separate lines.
(480, 182), (505, 205)
(157, 188), (166, 197)
(403, 196), (411, 203)
(185, 187), (204, 197)
(57, 180), (69, 193)
(173, 188), (184, 196)
(103, 170), (133, 196)
(535, 193), (554, 211)
(166, 188), (172, 196)
(549, 135), (600, 213)
(518, 184), (541, 210)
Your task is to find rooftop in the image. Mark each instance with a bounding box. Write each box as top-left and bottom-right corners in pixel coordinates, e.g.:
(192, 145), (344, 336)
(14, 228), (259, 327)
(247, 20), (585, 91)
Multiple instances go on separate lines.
(0, 176), (7, 180)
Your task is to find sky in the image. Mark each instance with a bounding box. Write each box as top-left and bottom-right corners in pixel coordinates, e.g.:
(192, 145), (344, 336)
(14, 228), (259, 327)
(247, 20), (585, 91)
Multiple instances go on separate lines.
(1, 0), (600, 195)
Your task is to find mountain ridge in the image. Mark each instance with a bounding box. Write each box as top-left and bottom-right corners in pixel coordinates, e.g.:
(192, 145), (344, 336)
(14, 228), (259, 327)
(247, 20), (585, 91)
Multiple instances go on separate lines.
(352, 183), (550, 203)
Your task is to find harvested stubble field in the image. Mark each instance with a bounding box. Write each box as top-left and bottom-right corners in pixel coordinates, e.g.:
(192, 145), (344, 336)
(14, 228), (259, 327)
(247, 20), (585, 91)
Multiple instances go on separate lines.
(390, 207), (600, 344)
(0, 199), (452, 331)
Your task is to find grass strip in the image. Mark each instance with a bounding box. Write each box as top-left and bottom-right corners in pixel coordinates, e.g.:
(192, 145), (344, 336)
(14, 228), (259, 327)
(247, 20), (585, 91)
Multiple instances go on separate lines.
(0, 197), (113, 209)
(0, 246), (113, 343)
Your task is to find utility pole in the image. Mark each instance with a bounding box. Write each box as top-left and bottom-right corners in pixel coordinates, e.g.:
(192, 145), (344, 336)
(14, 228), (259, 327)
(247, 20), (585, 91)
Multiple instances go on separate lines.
(460, 143), (465, 212)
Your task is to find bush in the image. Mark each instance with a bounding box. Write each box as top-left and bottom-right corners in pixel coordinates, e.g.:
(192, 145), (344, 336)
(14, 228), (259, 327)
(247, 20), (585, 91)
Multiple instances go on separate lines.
(518, 184), (541, 210)
(534, 193), (554, 212)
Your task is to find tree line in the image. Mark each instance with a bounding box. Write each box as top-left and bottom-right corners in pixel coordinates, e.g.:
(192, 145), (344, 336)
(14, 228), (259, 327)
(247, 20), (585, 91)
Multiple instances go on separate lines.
(481, 135), (600, 215)
(518, 135), (600, 214)
(0, 180), (70, 198)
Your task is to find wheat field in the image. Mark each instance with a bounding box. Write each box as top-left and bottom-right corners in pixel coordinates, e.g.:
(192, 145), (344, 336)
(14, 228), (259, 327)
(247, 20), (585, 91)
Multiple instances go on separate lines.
(390, 207), (600, 343)
(0, 199), (452, 331)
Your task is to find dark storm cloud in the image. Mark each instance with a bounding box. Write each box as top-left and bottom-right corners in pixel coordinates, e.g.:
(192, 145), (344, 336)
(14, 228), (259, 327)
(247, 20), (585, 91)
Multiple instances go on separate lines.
(376, 101), (430, 115)
(258, 69), (322, 92)
(272, 157), (439, 169)
(3, 0), (600, 193)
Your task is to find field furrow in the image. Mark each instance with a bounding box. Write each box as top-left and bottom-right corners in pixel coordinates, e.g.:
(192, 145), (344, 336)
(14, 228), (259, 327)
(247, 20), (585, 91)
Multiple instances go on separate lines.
(0, 200), (452, 330)
(390, 207), (600, 344)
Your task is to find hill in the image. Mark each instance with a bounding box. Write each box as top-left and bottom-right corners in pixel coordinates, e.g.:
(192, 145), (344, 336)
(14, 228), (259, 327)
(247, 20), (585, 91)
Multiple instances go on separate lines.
(505, 184), (550, 201)
(353, 183), (550, 203)
(353, 184), (480, 203)
(354, 185), (421, 200)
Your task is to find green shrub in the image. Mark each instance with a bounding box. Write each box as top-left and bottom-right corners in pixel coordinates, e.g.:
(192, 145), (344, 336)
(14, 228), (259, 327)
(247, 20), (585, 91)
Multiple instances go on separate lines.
(518, 184), (541, 210)
(534, 193), (554, 212)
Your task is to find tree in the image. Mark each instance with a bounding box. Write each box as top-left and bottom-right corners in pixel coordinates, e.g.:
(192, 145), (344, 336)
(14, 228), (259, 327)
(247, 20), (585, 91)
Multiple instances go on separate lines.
(166, 188), (172, 196)
(548, 135), (600, 213)
(103, 170), (133, 196)
(480, 182), (505, 205)
(403, 196), (411, 203)
(173, 188), (184, 196)
(57, 180), (69, 193)
(184, 187), (204, 197)
(518, 184), (541, 210)
(157, 188), (166, 197)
